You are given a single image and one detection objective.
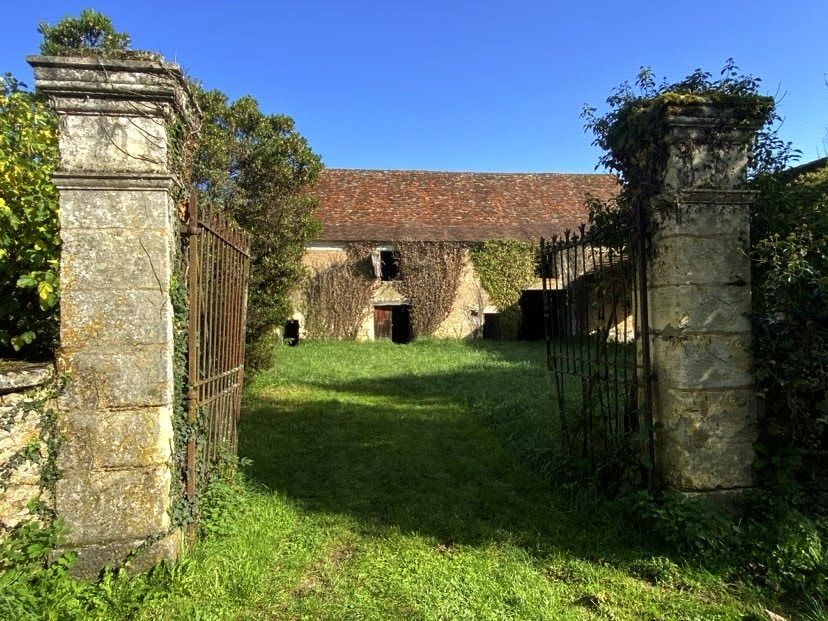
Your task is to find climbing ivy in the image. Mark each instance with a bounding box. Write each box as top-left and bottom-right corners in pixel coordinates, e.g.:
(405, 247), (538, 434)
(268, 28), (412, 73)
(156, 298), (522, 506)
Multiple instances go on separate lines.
(395, 241), (466, 338)
(0, 368), (64, 526)
(468, 240), (537, 339)
(303, 244), (376, 340)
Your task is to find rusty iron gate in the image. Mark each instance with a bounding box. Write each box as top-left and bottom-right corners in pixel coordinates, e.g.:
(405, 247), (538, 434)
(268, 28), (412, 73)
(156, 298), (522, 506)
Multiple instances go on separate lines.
(539, 221), (653, 486)
(181, 195), (251, 507)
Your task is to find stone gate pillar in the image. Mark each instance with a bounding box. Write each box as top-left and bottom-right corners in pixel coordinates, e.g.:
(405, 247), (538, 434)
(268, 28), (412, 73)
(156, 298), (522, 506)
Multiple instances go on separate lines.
(28, 55), (197, 574)
(646, 102), (765, 495)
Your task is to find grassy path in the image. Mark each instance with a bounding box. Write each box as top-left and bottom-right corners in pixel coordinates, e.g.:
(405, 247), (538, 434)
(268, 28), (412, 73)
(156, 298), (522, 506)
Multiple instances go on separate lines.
(141, 340), (765, 620)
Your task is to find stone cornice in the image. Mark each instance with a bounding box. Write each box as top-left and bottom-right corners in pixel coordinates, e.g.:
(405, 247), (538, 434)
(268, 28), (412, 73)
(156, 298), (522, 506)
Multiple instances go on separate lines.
(52, 171), (174, 191)
(675, 189), (758, 205)
(27, 55), (199, 124)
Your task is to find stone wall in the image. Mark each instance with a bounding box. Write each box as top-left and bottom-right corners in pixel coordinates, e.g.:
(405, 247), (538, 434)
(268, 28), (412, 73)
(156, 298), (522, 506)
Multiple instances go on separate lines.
(0, 362), (57, 533)
(300, 245), (495, 341)
(433, 251), (493, 339)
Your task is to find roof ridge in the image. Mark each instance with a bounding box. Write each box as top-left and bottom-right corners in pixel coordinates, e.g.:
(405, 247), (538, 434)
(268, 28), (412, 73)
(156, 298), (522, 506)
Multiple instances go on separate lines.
(322, 168), (613, 177)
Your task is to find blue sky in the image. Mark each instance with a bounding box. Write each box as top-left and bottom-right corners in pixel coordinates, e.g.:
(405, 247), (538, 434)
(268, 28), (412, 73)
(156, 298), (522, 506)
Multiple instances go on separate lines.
(3, 1), (826, 172)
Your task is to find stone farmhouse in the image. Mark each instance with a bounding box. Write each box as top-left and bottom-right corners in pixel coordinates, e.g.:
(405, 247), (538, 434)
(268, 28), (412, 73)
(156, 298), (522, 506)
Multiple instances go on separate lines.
(293, 168), (618, 342)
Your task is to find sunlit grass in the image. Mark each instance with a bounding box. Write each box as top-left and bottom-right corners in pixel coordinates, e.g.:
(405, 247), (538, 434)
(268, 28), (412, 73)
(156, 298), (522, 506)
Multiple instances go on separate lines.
(126, 340), (777, 620)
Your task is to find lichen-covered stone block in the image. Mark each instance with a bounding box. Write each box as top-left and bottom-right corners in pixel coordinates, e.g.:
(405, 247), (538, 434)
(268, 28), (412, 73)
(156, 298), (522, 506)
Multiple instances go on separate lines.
(655, 386), (757, 490)
(650, 333), (753, 390)
(60, 288), (172, 348)
(649, 235), (750, 288)
(648, 283), (751, 334)
(59, 114), (167, 174)
(68, 530), (182, 579)
(650, 202), (751, 239)
(60, 189), (173, 230)
(57, 407), (173, 471)
(58, 345), (173, 411)
(55, 466), (172, 546)
(60, 228), (172, 292)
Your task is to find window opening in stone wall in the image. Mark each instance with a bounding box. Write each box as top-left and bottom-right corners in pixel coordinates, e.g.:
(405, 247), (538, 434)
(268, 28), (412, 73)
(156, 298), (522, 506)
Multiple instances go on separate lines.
(379, 250), (400, 281)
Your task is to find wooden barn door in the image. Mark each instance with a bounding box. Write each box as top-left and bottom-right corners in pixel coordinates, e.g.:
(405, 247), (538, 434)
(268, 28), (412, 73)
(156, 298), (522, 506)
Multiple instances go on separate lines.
(374, 306), (392, 339)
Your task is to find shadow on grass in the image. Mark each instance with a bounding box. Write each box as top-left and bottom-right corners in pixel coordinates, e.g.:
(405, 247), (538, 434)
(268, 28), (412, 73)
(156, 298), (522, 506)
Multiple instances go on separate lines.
(239, 341), (641, 563)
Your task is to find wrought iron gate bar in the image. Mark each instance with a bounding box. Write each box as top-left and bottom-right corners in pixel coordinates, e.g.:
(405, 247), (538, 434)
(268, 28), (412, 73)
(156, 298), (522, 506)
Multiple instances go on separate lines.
(540, 218), (652, 485)
(182, 194), (251, 529)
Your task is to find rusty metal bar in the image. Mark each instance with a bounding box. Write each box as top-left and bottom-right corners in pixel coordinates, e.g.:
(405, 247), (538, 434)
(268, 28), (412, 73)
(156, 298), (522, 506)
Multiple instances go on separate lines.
(541, 216), (650, 484)
(180, 194), (252, 529)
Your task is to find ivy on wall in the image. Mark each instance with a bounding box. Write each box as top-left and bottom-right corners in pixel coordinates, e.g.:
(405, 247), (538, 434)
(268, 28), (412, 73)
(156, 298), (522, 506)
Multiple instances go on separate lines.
(395, 241), (465, 338)
(0, 369), (64, 528)
(303, 243), (376, 340)
(468, 240), (537, 338)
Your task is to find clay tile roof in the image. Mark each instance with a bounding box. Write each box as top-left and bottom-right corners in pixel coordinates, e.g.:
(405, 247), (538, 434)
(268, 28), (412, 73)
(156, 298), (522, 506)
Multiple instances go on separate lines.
(311, 169), (619, 242)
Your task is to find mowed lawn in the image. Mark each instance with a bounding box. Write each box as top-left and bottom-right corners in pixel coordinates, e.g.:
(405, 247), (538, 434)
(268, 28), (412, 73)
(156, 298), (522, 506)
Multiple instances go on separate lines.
(139, 340), (767, 620)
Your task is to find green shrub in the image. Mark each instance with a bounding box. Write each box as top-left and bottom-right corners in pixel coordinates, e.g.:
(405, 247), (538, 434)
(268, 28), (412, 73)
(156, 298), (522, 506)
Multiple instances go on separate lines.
(192, 87), (323, 370)
(751, 166), (828, 485)
(0, 75), (59, 358)
(0, 520), (89, 620)
(38, 9), (130, 56)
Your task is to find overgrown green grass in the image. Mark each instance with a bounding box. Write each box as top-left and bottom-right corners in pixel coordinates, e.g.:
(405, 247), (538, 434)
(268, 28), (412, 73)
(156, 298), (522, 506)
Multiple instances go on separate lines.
(5, 340), (802, 619)
(137, 339), (774, 620)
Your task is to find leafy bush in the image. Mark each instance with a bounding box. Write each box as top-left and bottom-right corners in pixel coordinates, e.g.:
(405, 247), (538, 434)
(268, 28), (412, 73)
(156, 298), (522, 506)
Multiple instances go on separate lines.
(626, 490), (739, 554)
(198, 452), (251, 539)
(192, 88), (323, 369)
(0, 75), (59, 358)
(38, 9), (130, 56)
(750, 166), (827, 488)
(0, 520), (88, 620)
(623, 490), (828, 616)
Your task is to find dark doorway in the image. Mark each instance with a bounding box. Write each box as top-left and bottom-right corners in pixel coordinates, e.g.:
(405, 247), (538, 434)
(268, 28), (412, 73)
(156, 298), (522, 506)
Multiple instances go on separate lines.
(283, 319), (300, 346)
(482, 313), (501, 340)
(374, 305), (412, 344)
(518, 290), (545, 340)
(391, 305), (412, 343)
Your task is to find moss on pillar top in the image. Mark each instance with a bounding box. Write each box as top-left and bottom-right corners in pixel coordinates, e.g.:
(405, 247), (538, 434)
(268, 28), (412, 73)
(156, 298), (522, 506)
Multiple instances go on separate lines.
(581, 62), (792, 238)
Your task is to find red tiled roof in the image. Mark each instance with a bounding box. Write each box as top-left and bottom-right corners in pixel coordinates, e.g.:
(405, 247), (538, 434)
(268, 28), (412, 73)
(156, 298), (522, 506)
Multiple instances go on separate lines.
(311, 169), (619, 242)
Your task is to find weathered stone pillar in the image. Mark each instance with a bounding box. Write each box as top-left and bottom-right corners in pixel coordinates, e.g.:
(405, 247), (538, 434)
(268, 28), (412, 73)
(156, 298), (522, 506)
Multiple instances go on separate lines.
(647, 102), (764, 495)
(28, 55), (196, 574)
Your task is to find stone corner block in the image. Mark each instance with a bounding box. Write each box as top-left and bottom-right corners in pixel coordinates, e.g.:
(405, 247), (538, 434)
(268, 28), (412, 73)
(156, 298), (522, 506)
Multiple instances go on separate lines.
(57, 345), (173, 411)
(67, 529), (182, 579)
(55, 466), (172, 546)
(57, 406), (173, 472)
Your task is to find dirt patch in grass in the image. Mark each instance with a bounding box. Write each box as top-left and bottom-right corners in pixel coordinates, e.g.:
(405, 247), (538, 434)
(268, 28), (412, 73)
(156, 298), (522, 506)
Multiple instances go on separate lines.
(291, 540), (357, 600)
